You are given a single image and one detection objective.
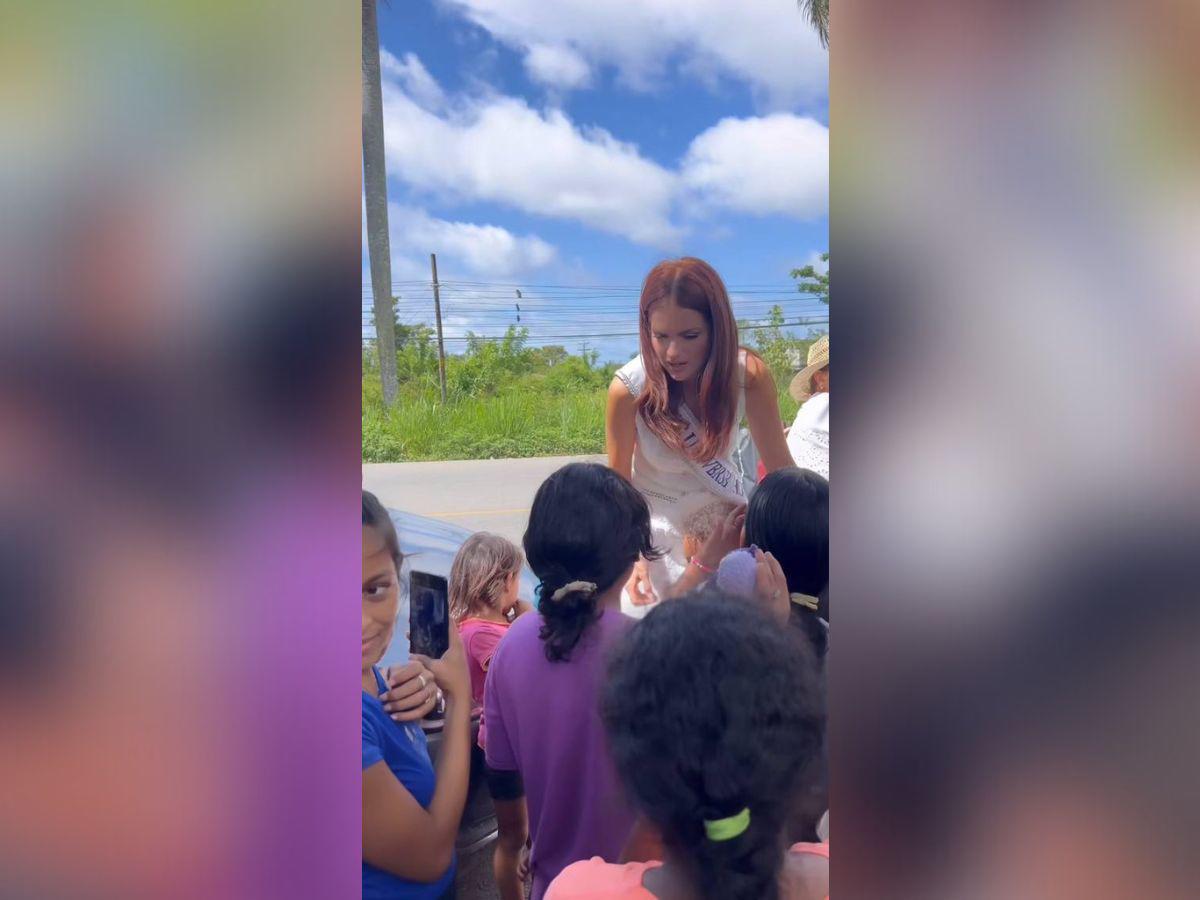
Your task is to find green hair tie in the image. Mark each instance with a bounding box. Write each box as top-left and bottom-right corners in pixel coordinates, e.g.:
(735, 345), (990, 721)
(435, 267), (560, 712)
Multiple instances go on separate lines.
(703, 807), (751, 842)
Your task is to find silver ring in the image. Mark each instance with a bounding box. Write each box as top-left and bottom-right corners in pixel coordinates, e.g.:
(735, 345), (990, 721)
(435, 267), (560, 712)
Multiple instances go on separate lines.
(418, 674), (427, 689)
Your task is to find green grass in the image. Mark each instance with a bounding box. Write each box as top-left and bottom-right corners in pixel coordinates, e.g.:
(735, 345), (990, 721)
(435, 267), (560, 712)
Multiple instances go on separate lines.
(363, 386), (608, 462)
(363, 381), (800, 462)
(361, 316), (812, 461)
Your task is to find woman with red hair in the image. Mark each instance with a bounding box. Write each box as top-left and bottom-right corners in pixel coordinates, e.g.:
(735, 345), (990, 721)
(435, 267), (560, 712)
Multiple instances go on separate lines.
(606, 258), (793, 612)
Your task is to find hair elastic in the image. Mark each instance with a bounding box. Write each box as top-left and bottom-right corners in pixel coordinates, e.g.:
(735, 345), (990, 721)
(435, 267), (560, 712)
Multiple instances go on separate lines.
(790, 593), (820, 611)
(703, 807), (751, 842)
(550, 581), (597, 603)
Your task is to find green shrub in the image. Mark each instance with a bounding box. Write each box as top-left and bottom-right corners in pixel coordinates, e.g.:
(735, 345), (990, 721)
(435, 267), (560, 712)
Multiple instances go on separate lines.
(362, 311), (818, 461)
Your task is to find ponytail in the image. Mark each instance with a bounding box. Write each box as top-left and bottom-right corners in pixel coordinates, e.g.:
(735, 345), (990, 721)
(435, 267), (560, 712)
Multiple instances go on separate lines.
(657, 801), (790, 900)
(537, 578), (602, 662)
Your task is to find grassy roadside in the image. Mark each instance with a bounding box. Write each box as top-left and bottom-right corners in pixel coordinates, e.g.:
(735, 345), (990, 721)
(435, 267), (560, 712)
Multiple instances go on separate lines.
(363, 387), (607, 462)
(362, 317), (813, 462)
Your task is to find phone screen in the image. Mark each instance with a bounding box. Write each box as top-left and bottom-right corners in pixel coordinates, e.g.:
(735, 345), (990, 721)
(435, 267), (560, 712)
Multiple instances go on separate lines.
(409, 571), (449, 659)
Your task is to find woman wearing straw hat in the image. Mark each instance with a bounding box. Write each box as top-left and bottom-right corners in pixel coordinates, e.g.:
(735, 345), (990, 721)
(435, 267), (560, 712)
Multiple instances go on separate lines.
(786, 334), (829, 479)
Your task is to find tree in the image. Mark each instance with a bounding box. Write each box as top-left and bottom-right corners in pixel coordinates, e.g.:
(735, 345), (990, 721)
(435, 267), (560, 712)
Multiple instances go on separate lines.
(799, 0), (829, 48)
(363, 0), (399, 405)
(791, 252), (829, 304)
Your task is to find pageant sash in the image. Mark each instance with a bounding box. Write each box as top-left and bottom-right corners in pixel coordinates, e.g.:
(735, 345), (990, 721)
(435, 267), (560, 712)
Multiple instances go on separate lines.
(677, 403), (746, 505)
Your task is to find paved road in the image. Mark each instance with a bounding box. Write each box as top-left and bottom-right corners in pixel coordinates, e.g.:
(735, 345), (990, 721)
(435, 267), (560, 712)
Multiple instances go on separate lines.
(363, 454), (605, 545)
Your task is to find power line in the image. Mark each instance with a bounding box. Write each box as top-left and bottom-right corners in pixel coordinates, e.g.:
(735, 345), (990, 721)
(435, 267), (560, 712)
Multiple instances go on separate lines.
(362, 319), (827, 342)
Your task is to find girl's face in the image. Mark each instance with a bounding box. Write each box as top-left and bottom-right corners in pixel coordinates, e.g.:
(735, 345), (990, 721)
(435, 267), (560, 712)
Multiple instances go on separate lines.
(362, 525), (400, 671)
(648, 300), (711, 385)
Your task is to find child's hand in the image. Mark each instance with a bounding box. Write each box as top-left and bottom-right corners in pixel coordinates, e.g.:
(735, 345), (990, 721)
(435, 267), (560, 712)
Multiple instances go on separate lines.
(627, 558), (658, 606)
(695, 504), (747, 571)
(752, 547), (790, 625)
(517, 843), (531, 881)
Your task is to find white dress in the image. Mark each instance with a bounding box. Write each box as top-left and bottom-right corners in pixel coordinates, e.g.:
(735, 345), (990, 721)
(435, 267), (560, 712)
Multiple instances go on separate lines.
(614, 353), (747, 617)
(786, 393), (829, 479)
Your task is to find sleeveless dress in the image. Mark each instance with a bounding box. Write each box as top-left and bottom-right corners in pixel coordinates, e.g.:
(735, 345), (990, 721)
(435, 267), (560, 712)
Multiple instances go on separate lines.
(614, 353), (748, 616)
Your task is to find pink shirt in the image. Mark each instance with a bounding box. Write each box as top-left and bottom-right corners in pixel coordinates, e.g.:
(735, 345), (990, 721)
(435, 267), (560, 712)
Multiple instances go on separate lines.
(545, 843), (830, 899)
(457, 617), (510, 747)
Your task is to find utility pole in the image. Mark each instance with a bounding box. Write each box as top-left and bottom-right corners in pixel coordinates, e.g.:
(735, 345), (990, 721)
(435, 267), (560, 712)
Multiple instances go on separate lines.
(362, 0), (398, 405)
(430, 253), (448, 404)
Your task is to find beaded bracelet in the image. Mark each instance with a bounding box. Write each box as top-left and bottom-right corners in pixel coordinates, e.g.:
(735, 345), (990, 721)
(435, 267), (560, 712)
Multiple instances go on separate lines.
(688, 557), (716, 575)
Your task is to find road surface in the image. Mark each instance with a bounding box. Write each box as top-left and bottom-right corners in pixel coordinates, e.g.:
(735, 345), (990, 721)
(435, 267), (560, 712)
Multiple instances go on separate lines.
(363, 454), (605, 545)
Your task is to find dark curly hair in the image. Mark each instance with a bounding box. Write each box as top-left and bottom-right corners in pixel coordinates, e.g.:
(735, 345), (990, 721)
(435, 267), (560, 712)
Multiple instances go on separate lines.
(523, 463), (661, 662)
(602, 589), (825, 900)
(745, 466), (829, 656)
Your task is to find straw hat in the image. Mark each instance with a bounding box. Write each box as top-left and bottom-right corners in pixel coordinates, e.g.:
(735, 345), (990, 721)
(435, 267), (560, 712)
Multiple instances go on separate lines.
(789, 334), (829, 403)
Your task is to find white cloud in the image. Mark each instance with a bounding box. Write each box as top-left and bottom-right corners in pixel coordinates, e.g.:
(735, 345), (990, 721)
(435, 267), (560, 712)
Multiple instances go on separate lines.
(373, 52), (827, 253)
(362, 199), (557, 279)
(389, 204), (556, 276)
(681, 114), (828, 219)
(436, 0), (826, 108)
(380, 50), (446, 111)
(380, 65), (682, 248)
(524, 43), (591, 89)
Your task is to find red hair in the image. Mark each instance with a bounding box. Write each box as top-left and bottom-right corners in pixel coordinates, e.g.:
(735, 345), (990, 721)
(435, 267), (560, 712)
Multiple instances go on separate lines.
(637, 257), (739, 464)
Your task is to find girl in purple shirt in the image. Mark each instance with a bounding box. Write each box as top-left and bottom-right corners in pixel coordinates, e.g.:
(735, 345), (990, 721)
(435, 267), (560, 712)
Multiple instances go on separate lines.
(484, 463), (664, 900)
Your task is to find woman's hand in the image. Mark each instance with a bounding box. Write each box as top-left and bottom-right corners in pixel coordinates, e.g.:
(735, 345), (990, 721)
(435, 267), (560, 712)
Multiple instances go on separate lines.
(626, 557), (658, 606)
(752, 547), (791, 625)
(413, 623), (471, 706)
(381, 659), (440, 722)
(695, 504), (747, 571)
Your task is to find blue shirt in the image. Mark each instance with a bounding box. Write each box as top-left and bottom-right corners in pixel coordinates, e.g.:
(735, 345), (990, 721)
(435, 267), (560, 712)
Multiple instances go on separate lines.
(363, 668), (456, 899)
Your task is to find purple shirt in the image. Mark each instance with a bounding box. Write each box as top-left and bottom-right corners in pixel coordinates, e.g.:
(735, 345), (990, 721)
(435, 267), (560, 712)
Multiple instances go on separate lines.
(484, 609), (635, 900)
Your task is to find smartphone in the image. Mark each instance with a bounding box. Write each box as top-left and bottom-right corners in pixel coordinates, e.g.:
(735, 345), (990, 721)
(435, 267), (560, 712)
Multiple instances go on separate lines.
(409, 571), (450, 660)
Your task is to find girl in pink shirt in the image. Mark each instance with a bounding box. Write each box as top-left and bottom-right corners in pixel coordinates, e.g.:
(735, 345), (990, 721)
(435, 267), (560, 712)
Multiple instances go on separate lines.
(449, 532), (531, 748)
(546, 590), (828, 900)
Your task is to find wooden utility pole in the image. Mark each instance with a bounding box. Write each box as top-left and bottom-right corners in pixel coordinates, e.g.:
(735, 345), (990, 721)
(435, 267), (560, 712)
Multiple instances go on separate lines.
(430, 253), (448, 404)
(362, 0), (398, 405)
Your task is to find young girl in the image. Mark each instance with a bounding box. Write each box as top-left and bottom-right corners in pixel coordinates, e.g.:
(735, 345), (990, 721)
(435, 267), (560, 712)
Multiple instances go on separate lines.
(448, 532), (531, 748)
(606, 257), (792, 612)
(744, 467), (829, 657)
(483, 463), (662, 900)
(546, 591), (828, 900)
(361, 490), (472, 899)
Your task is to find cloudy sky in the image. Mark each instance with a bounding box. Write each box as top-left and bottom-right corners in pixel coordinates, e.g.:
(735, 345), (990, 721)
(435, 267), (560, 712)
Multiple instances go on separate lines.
(364, 0), (828, 363)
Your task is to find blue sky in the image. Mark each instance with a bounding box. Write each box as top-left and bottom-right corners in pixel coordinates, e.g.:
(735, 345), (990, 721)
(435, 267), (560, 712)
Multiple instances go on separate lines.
(364, 0), (828, 363)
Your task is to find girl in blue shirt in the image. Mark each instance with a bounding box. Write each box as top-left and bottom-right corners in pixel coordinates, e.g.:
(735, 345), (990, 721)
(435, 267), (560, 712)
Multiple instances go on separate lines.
(362, 491), (472, 899)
